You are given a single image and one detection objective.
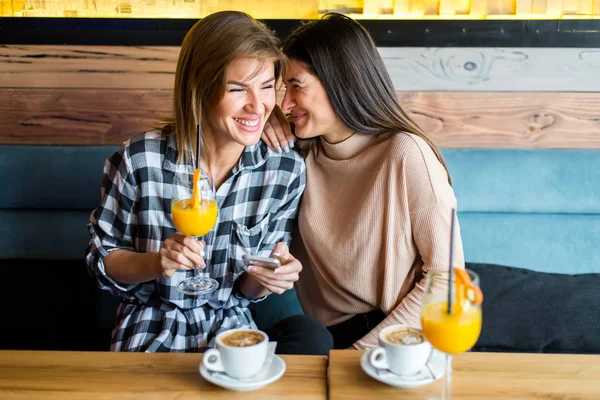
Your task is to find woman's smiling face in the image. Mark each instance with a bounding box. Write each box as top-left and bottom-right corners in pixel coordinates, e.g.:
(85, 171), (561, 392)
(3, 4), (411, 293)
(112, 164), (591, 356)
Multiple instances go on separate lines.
(208, 57), (276, 148)
(281, 59), (350, 141)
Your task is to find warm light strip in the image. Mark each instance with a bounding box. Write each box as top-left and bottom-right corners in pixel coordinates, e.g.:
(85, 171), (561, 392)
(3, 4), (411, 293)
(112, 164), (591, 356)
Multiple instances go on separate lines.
(1, 0), (600, 18)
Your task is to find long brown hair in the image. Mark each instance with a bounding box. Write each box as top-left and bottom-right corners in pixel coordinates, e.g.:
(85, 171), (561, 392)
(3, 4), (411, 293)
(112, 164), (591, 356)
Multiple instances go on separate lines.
(161, 11), (285, 165)
(282, 13), (451, 184)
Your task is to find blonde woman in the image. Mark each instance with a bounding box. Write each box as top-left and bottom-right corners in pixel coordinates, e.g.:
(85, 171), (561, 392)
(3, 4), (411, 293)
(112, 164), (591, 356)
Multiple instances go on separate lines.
(87, 11), (332, 353)
(262, 14), (465, 350)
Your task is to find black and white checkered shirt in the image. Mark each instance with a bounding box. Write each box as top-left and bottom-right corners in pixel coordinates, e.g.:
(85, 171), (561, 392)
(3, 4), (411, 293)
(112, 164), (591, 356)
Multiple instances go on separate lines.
(86, 131), (305, 352)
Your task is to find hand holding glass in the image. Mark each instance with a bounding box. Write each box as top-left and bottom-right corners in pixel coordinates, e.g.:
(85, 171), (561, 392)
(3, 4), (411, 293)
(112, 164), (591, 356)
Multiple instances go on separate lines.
(171, 171), (219, 295)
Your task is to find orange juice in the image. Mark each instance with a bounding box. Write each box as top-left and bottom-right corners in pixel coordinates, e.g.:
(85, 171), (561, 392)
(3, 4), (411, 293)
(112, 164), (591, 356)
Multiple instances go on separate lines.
(421, 301), (482, 354)
(171, 198), (218, 237)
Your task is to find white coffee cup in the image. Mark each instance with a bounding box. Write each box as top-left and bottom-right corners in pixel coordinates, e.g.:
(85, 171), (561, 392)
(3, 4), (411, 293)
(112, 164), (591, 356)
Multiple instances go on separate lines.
(369, 324), (432, 376)
(202, 329), (269, 380)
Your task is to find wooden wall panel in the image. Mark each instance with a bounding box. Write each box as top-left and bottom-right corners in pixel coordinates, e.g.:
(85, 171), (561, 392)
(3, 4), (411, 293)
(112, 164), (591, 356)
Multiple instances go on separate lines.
(3, 45), (600, 91)
(0, 89), (171, 144)
(2, 89), (599, 148)
(1, 45), (598, 147)
(397, 92), (600, 148)
(0, 45), (177, 89)
(379, 47), (600, 91)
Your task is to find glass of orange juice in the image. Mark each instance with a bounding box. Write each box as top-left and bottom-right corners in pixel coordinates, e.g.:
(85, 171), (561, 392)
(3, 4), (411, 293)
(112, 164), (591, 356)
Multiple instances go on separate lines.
(171, 170), (219, 295)
(420, 268), (482, 399)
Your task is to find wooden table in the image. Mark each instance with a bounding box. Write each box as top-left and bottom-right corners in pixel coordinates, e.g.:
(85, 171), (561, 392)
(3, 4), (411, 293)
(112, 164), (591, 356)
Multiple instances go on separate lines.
(0, 350), (327, 399)
(329, 350), (600, 400)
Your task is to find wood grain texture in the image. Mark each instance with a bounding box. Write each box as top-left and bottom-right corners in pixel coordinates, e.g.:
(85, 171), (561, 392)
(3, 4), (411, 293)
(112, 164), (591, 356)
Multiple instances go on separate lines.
(329, 350), (600, 400)
(378, 47), (600, 91)
(0, 45), (178, 89)
(0, 350), (327, 400)
(2, 88), (600, 148)
(397, 91), (600, 149)
(0, 89), (172, 144)
(3, 45), (600, 91)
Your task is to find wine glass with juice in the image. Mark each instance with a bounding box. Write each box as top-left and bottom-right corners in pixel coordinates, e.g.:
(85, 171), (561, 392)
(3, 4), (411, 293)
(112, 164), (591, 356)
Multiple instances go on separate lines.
(171, 168), (219, 295)
(420, 267), (483, 400)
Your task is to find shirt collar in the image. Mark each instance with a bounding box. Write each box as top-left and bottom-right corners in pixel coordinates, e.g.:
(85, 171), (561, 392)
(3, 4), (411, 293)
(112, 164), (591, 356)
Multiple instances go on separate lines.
(232, 142), (270, 174)
(162, 134), (270, 174)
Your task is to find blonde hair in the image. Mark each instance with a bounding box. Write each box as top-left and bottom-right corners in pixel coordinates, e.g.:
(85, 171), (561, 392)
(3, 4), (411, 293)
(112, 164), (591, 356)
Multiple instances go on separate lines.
(160, 11), (285, 165)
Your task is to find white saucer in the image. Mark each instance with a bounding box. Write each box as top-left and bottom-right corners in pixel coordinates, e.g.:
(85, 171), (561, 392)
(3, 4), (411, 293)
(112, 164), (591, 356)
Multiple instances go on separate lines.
(360, 347), (445, 389)
(200, 354), (286, 391)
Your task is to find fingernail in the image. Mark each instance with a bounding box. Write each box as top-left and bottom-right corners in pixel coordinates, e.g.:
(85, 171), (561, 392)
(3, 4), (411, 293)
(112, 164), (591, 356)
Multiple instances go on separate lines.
(199, 249), (205, 257)
(249, 267), (257, 273)
(276, 146), (282, 154)
(273, 268), (280, 274)
(199, 263), (206, 269)
(288, 140), (295, 149)
(283, 145), (290, 153)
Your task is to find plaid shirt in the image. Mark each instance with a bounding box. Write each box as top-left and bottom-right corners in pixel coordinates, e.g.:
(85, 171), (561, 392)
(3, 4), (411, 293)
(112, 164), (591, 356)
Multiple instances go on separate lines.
(87, 131), (305, 352)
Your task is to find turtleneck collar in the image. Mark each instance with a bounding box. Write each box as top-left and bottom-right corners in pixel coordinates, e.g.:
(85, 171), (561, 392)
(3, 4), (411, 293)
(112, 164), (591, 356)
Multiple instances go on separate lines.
(319, 132), (379, 161)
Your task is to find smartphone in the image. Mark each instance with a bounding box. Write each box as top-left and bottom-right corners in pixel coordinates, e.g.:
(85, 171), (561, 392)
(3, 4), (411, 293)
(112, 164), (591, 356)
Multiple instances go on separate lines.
(242, 254), (282, 269)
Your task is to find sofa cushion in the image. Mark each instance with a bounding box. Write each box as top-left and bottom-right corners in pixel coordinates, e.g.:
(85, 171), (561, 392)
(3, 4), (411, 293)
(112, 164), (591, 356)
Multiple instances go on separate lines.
(0, 258), (109, 351)
(442, 149), (600, 275)
(0, 145), (117, 210)
(0, 257), (303, 351)
(0, 210), (92, 260)
(459, 213), (600, 274)
(468, 262), (600, 354)
(444, 149), (600, 214)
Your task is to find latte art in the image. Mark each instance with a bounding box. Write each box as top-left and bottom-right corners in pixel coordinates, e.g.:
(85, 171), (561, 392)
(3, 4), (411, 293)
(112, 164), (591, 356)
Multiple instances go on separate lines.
(220, 330), (264, 347)
(384, 327), (425, 345)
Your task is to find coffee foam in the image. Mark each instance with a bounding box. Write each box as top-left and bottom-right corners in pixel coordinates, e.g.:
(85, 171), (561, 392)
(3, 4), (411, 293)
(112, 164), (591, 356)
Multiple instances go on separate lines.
(220, 330), (264, 347)
(384, 327), (425, 345)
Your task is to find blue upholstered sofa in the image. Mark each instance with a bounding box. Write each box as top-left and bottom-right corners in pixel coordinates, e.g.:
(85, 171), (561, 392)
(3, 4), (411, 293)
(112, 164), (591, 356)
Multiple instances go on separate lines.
(1, 145), (599, 352)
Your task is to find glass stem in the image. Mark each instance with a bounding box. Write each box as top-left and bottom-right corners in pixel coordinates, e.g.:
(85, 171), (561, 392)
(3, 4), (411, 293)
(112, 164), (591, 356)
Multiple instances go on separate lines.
(442, 354), (452, 400)
(193, 236), (200, 279)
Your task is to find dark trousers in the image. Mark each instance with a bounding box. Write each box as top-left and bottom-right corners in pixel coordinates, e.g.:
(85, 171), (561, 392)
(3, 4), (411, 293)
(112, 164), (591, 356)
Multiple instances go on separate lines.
(327, 310), (386, 349)
(266, 315), (333, 356)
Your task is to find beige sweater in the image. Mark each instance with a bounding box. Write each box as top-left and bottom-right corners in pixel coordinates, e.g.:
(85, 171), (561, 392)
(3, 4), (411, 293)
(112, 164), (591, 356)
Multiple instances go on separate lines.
(293, 132), (464, 350)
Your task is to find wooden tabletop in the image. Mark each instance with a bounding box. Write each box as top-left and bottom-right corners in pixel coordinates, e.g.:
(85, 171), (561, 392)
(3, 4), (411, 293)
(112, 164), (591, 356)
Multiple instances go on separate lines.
(329, 350), (600, 400)
(0, 350), (327, 400)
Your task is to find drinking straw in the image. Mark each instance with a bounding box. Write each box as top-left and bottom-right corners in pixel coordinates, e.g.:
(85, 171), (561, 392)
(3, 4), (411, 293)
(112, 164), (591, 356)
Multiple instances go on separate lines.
(196, 124), (202, 170)
(448, 208), (456, 314)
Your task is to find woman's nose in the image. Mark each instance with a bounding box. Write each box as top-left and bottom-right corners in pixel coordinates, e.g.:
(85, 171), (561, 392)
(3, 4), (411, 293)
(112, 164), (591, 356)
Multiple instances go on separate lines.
(281, 89), (295, 112)
(245, 91), (265, 114)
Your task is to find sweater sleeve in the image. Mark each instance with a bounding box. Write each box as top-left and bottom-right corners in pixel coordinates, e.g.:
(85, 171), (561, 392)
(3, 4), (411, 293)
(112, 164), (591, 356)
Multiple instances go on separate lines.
(353, 135), (465, 350)
(353, 204), (465, 349)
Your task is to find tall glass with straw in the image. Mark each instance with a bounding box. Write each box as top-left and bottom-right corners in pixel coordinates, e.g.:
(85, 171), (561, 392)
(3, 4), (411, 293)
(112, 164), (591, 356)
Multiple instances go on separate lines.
(171, 125), (220, 295)
(420, 208), (484, 399)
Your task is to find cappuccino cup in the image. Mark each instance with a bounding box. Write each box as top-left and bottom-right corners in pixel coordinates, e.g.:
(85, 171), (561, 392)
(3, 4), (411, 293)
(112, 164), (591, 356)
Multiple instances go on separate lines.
(369, 325), (432, 376)
(202, 329), (268, 379)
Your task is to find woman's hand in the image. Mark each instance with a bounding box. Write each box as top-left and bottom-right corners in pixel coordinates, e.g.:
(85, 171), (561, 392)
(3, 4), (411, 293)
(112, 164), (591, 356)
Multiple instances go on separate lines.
(263, 105), (295, 153)
(154, 234), (206, 278)
(246, 242), (302, 294)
